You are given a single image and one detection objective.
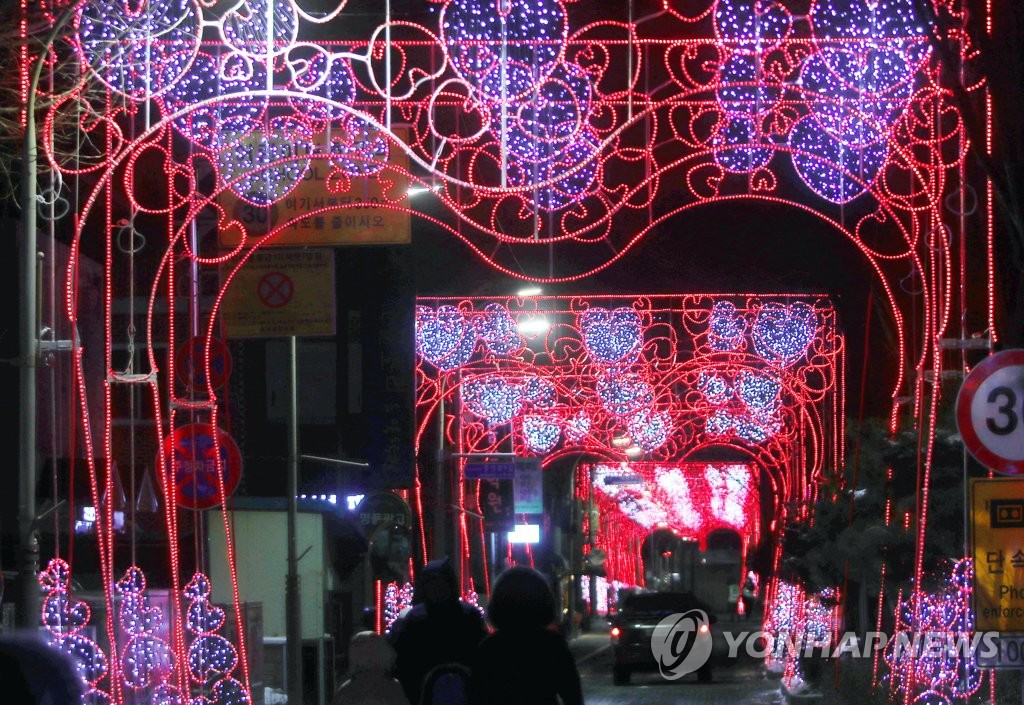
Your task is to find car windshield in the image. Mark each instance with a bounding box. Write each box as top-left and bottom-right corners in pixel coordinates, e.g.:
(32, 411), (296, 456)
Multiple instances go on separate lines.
(620, 592), (704, 617)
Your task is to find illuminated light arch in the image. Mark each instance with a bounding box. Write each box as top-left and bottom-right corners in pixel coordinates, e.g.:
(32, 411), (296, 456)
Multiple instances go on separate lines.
(26, 0), (990, 701)
(412, 294), (843, 591)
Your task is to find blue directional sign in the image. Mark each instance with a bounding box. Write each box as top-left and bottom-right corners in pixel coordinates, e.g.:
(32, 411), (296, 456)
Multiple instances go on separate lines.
(464, 461), (516, 480)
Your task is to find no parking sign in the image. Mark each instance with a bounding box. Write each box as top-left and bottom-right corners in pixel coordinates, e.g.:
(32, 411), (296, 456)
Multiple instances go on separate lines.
(163, 424), (242, 509)
(176, 336), (232, 390)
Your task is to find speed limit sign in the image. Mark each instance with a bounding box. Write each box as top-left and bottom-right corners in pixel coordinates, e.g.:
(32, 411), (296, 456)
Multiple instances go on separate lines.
(957, 349), (1024, 475)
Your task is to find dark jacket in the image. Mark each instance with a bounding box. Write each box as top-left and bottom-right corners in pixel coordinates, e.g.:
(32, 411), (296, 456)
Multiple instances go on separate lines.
(387, 559), (487, 704)
(470, 628), (583, 705)
(469, 567), (583, 705)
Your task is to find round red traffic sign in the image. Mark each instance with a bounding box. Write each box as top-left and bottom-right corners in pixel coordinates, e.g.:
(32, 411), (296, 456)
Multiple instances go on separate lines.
(956, 349), (1024, 475)
(176, 336), (232, 390)
(164, 424), (242, 509)
(257, 272), (294, 308)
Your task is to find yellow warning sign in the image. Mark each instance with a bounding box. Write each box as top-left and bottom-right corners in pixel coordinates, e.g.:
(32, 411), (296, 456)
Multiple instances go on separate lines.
(218, 126), (411, 248)
(220, 248), (335, 338)
(971, 477), (1024, 631)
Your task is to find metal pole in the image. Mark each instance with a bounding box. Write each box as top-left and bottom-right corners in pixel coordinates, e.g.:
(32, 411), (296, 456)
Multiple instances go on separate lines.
(286, 336), (303, 705)
(434, 380), (446, 559)
(17, 6), (74, 629)
(588, 464), (598, 624)
(566, 466), (577, 637)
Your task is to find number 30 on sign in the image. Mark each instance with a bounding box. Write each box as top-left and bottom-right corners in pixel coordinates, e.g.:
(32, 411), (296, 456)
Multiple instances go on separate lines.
(957, 350), (1024, 475)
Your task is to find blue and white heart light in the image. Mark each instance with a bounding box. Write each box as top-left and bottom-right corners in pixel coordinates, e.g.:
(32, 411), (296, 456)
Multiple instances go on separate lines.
(708, 301), (746, 351)
(627, 408), (672, 452)
(597, 374), (654, 418)
(752, 303), (817, 366)
(416, 306), (476, 371)
(523, 415), (562, 452)
(580, 307), (643, 365)
(462, 376), (525, 426)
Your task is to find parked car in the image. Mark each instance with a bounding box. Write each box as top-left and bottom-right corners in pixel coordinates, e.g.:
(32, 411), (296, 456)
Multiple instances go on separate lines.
(609, 591), (718, 685)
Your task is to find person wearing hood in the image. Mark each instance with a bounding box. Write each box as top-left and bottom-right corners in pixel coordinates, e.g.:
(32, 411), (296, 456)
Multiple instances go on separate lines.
(0, 633), (84, 705)
(387, 557), (487, 704)
(333, 631), (409, 705)
(469, 566), (583, 705)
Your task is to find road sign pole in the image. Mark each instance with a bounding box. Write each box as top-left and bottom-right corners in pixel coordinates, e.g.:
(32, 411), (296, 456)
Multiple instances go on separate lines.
(286, 336), (303, 705)
(588, 464), (598, 623)
(434, 378), (446, 561)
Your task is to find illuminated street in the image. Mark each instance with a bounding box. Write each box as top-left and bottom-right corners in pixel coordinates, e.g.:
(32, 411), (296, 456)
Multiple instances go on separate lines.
(4, 1), (1024, 704)
(572, 631), (783, 705)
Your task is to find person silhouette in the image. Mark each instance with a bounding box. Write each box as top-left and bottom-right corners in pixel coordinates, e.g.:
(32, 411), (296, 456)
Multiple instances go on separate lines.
(469, 566), (583, 705)
(387, 557), (487, 704)
(0, 633), (83, 705)
(332, 631), (409, 705)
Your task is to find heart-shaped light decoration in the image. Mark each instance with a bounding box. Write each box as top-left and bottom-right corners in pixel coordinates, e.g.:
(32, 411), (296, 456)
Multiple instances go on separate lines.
(188, 635), (239, 682)
(717, 54), (781, 117)
(714, 0), (793, 55)
(441, 0), (567, 102)
(222, 0), (299, 59)
(799, 49), (912, 148)
(39, 558), (72, 593)
(708, 301), (745, 351)
(522, 376), (557, 409)
(56, 633), (109, 685)
(580, 307), (643, 365)
(738, 371), (781, 413)
(116, 566), (147, 596)
(161, 52), (267, 151)
(151, 683), (184, 705)
(122, 635), (174, 689)
(523, 415), (562, 453)
(416, 306), (475, 371)
(713, 116), (775, 174)
(563, 411), (592, 442)
(811, 0), (929, 67)
(698, 371), (732, 403)
(705, 410), (735, 437)
(188, 599), (227, 636)
(627, 408), (672, 451)
(184, 573), (213, 601)
(43, 593), (91, 634)
(789, 115), (888, 203)
(507, 62), (593, 161)
(597, 374), (654, 417)
(328, 116), (391, 177)
(462, 377), (524, 426)
(219, 116), (313, 207)
(286, 48), (358, 128)
(77, 0), (201, 101)
(752, 303), (817, 366)
(212, 676), (251, 705)
(475, 303), (523, 356)
(733, 416), (780, 444)
(120, 594), (162, 637)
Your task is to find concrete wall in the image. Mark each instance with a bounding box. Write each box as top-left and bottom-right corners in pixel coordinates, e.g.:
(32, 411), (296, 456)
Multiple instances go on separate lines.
(208, 509), (326, 639)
